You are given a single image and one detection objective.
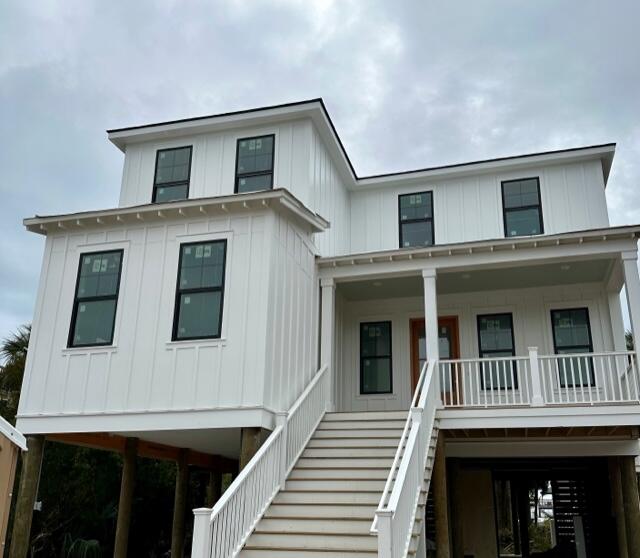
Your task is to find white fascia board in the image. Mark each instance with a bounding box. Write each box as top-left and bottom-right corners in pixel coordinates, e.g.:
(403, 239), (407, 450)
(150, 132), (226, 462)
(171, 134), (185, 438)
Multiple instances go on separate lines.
(16, 406), (278, 435)
(317, 224), (640, 281)
(0, 416), (27, 451)
(438, 404), (640, 430)
(23, 188), (329, 236)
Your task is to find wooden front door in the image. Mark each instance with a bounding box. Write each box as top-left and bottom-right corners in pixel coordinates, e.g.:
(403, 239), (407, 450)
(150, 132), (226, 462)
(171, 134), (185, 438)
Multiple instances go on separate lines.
(410, 316), (460, 393)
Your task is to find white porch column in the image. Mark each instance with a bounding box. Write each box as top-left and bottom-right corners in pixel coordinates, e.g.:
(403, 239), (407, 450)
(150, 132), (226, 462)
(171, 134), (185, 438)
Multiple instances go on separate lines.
(320, 277), (336, 412)
(422, 268), (441, 404)
(622, 251), (640, 353)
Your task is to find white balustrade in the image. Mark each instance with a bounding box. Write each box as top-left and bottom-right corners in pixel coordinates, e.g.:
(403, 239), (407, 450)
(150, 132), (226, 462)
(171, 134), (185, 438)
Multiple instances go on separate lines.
(192, 365), (329, 558)
(438, 350), (639, 408)
(373, 360), (440, 558)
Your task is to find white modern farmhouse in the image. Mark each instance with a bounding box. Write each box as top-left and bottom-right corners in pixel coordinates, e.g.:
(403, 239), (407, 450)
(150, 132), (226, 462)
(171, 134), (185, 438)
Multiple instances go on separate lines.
(11, 99), (640, 558)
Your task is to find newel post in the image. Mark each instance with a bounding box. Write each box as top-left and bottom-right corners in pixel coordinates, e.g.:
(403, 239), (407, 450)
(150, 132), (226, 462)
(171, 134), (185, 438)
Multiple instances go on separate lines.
(191, 508), (212, 558)
(377, 510), (394, 558)
(528, 347), (544, 406)
(275, 412), (288, 489)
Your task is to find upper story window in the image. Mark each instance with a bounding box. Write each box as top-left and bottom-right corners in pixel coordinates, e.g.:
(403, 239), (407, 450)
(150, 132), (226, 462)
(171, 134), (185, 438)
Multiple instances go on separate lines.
(235, 135), (275, 194)
(153, 146), (192, 203)
(360, 321), (392, 394)
(501, 177), (543, 237)
(173, 240), (227, 341)
(399, 192), (434, 248)
(477, 313), (517, 389)
(551, 308), (594, 387)
(68, 250), (123, 347)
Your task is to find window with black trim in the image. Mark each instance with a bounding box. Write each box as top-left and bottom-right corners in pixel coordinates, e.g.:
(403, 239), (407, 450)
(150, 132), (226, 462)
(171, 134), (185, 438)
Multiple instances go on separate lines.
(360, 321), (392, 394)
(551, 308), (595, 387)
(501, 177), (543, 237)
(68, 250), (123, 347)
(153, 146), (192, 203)
(399, 191), (434, 248)
(477, 313), (517, 389)
(173, 240), (227, 341)
(235, 135), (275, 194)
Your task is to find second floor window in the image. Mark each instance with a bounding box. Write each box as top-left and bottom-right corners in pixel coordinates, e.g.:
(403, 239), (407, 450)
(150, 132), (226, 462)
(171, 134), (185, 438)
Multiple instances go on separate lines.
(551, 308), (595, 387)
(173, 240), (227, 341)
(477, 313), (517, 390)
(153, 146), (192, 203)
(399, 192), (434, 248)
(235, 135), (275, 193)
(501, 177), (543, 237)
(69, 250), (123, 347)
(360, 321), (392, 394)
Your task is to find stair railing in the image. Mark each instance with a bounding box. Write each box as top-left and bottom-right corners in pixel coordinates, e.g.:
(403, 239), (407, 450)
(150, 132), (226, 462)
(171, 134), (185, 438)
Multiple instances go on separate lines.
(191, 364), (329, 558)
(372, 359), (439, 558)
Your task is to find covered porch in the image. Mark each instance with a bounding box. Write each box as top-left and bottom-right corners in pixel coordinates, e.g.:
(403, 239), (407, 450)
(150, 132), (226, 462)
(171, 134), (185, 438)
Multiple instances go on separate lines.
(318, 225), (640, 421)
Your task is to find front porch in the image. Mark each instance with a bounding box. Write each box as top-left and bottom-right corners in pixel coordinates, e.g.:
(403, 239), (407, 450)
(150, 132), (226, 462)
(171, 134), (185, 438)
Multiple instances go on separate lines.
(319, 226), (640, 427)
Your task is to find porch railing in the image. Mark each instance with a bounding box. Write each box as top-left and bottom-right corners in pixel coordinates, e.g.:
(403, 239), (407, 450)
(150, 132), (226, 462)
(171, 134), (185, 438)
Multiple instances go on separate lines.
(439, 349), (640, 408)
(372, 359), (439, 558)
(191, 365), (329, 558)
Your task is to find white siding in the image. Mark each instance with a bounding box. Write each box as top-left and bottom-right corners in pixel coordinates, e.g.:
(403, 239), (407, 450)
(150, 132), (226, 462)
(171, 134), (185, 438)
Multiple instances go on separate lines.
(18, 208), (319, 428)
(119, 120), (312, 208)
(350, 160), (609, 254)
(337, 283), (615, 412)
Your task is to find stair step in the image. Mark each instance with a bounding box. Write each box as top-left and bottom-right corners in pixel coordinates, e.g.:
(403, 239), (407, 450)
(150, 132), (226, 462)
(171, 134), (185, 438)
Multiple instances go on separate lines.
(285, 479), (386, 492)
(245, 532), (377, 552)
(257, 517), (372, 534)
(323, 411), (408, 421)
(264, 503), (377, 519)
(317, 420), (406, 430)
(274, 490), (381, 505)
(240, 550), (376, 557)
(302, 447), (397, 458)
(296, 457), (394, 468)
(313, 428), (403, 439)
(308, 437), (401, 448)
(289, 468), (393, 480)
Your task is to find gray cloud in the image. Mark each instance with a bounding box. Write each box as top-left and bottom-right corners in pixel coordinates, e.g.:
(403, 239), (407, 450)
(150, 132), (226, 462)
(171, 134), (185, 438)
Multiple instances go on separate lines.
(1, 0), (639, 335)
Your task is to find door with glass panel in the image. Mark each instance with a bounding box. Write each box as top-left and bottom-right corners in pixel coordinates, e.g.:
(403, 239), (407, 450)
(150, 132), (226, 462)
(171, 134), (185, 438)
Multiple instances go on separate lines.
(410, 317), (460, 400)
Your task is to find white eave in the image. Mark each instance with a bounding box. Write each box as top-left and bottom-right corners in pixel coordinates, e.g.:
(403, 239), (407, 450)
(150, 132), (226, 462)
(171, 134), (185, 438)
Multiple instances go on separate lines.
(24, 189), (329, 235)
(0, 416), (27, 451)
(318, 225), (640, 270)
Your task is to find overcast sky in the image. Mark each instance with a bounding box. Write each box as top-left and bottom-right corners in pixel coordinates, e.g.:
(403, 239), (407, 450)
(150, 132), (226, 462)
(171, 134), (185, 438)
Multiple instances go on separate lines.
(1, 0), (639, 336)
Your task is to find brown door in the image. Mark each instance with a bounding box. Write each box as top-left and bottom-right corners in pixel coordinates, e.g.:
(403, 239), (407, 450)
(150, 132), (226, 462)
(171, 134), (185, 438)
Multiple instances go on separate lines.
(410, 316), (460, 395)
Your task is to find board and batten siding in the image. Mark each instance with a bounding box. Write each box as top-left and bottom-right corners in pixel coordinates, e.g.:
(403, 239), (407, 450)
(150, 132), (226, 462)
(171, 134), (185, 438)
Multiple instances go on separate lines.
(18, 208), (318, 431)
(337, 283), (619, 412)
(349, 159), (609, 254)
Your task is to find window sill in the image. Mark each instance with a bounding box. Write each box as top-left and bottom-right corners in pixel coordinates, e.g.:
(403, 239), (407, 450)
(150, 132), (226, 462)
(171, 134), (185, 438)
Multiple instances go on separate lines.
(62, 345), (118, 355)
(165, 338), (227, 349)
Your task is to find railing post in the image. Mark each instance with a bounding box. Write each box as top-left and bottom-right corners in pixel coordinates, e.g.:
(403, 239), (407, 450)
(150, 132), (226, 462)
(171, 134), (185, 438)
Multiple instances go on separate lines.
(528, 347), (544, 406)
(275, 412), (288, 490)
(191, 508), (212, 558)
(377, 510), (394, 558)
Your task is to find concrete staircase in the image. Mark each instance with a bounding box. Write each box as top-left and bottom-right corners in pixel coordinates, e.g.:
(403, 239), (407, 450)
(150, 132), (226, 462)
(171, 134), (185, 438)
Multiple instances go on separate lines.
(239, 410), (438, 557)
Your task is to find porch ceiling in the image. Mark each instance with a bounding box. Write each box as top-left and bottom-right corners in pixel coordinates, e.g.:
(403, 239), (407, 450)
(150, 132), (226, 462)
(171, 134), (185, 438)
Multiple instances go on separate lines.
(337, 258), (612, 301)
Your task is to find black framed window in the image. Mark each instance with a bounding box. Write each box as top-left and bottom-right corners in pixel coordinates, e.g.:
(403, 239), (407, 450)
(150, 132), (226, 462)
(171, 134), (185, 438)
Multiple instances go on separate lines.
(153, 146), (192, 203)
(68, 250), (123, 347)
(173, 240), (227, 341)
(477, 313), (517, 389)
(235, 134), (275, 194)
(399, 191), (434, 248)
(551, 308), (595, 387)
(501, 177), (543, 237)
(360, 321), (392, 394)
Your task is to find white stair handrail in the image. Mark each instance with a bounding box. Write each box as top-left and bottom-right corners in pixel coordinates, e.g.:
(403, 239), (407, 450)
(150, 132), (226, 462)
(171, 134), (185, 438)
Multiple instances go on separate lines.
(372, 360), (439, 558)
(192, 365), (329, 558)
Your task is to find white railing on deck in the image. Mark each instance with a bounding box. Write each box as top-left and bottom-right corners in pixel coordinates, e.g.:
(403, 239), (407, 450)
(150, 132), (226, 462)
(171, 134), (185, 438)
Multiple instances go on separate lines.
(439, 349), (640, 408)
(372, 360), (439, 558)
(191, 365), (329, 558)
